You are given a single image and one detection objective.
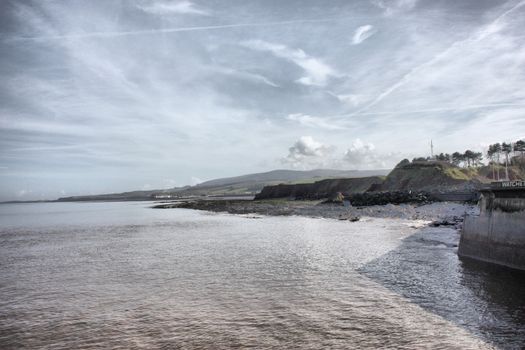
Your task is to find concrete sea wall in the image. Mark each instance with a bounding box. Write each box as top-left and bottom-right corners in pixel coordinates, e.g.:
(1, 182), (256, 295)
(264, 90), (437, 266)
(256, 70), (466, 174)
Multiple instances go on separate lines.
(459, 196), (525, 270)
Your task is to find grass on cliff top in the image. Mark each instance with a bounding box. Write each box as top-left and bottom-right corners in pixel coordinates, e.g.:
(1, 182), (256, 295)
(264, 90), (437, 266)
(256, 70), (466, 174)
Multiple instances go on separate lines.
(402, 161), (524, 182)
(444, 167), (475, 180)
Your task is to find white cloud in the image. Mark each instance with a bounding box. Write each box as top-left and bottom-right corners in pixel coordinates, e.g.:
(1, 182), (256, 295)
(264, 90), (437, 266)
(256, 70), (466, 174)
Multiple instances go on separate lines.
(281, 137), (396, 170)
(288, 136), (332, 157)
(138, 1), (208, 16)
(3, 0), (525, 200)
(241, 40), (337, 86)
(352, 25), (376, 45)
(282, 136), (336, 168)
(343, 139), (394, 169)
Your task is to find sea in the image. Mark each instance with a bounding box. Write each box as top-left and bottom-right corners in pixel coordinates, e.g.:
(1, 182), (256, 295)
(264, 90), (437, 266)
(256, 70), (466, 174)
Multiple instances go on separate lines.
(0, 201), (524, 349)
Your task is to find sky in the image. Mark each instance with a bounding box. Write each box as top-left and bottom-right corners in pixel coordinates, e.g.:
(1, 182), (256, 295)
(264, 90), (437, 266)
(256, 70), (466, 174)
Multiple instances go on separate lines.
(1, 0), (525, 201)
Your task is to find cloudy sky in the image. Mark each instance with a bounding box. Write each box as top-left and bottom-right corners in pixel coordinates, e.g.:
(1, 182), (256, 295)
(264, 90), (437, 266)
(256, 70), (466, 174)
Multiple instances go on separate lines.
(1, 0), (525, 200)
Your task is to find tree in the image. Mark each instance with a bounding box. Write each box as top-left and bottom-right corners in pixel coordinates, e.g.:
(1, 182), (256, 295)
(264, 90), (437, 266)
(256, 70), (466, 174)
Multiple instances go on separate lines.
(493, 143), (502, 180)
(515, 139), (525, 161)
(436, 153), (448, 161)
(473, 152), (483, 166)
(464, 150), (475, 167)
(487, 144), (496, 179)
(502, 142), (512, 180)
(452, 152), (464, 167)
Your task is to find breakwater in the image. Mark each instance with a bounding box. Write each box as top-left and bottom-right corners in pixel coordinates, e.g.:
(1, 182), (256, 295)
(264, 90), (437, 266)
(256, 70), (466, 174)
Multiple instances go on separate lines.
(458, 182), (525, 270)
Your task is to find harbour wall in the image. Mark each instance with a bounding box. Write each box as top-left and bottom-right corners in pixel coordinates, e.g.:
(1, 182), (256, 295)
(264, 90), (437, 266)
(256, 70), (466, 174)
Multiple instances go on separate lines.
(459, 191), (525, 271)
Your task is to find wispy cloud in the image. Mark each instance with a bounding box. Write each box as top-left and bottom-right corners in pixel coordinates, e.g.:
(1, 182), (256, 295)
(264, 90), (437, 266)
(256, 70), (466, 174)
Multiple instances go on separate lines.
(137, 1), (208, 16)
(241, 40), (337, 86)
(212, 66), (279, 87)
(352, 0), (525, 115)
(352, 25), (375, 44)
(287, 113), (346, 130)
(10, 16), (369, 42)
(371, 0), (418, 16)
(2, 0), (525, 200)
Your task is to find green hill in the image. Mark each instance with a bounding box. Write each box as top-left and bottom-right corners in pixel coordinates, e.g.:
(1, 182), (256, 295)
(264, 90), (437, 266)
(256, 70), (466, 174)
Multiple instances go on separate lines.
(55, 168), (389, 201)
(378, 160), (482, 192)
(254, 159), (525, 201)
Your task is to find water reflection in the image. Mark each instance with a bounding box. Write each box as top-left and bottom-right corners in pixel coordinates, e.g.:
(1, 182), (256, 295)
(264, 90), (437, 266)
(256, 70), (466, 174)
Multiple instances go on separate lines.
(0, 203), (520, 349)
(359, 226), (525, 349)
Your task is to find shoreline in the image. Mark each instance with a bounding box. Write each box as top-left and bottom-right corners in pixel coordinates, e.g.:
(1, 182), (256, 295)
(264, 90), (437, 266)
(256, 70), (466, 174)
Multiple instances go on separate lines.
(153, 199), (479, 228)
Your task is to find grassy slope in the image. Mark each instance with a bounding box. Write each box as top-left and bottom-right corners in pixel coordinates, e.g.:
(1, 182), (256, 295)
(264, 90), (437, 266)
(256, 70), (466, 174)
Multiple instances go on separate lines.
(381, 160), (525, 192)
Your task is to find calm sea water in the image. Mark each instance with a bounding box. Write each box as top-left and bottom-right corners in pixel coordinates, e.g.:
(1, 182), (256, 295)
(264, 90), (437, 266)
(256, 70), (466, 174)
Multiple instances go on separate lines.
(0, 202), (523, 349)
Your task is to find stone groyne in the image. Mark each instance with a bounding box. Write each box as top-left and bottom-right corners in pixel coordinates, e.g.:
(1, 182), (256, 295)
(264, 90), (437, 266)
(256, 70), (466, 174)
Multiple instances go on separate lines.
(458, 182), (525, 271)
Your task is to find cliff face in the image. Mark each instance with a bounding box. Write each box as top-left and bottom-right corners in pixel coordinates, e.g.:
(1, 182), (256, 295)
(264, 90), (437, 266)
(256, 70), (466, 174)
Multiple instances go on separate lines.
(379, 161), (481, 192)
(254, 176), (384, 200)
(254, 161), (484, 201)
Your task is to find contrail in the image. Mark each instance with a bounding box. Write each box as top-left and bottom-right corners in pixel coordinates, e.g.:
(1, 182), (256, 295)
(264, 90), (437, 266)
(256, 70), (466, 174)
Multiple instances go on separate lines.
(348, 0), (525, 117)
(329, 102), (525, 119)
(359, 102), (525, 116)
(10, 16), (370, 42)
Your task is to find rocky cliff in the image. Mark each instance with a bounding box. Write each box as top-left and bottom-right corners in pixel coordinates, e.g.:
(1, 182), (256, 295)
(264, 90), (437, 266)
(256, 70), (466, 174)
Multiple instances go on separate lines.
(254, 176), (385, 200)
(254, 160), (492, 201)
(378, 160), (482, 192)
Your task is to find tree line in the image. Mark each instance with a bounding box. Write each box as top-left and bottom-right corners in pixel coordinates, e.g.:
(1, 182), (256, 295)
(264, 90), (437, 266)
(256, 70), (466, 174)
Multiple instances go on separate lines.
(420, 150), (484, 167)
(486, 140), (525, 180)
(412, 139), (525, 180)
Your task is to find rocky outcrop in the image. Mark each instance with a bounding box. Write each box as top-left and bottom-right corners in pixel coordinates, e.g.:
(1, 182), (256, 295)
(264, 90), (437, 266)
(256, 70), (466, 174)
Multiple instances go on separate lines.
(379, 160), (481, 192)
(347, 191), (437, 206)
(254, 176), (385, 200)
(254, 161), (490, 203)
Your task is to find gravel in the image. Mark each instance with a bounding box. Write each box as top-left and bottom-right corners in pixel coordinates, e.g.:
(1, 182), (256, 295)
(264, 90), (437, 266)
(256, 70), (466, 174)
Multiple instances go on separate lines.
(154, 199), (479, 226)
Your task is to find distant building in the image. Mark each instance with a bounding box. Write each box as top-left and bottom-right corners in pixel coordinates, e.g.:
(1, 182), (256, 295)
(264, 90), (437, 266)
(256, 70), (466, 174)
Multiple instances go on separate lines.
(154, 194), (172, 199)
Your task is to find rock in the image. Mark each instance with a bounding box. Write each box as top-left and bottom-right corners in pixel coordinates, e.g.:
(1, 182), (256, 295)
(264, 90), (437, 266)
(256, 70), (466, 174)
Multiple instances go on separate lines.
(347, 191), (437, 206)
(254, 177), (384, 200)
(429, 215), (464, 227)
(395, 159), (411, 168)
(322, 192), (345, 204)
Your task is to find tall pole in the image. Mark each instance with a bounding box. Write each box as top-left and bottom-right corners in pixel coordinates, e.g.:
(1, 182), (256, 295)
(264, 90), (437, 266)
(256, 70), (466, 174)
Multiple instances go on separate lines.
(431, 139), (434, 159)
